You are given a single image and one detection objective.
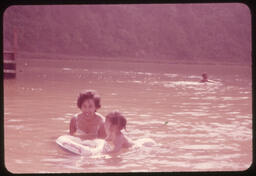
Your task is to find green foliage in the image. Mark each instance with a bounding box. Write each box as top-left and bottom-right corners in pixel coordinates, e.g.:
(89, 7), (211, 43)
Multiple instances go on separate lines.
(3, 4), (251, 63)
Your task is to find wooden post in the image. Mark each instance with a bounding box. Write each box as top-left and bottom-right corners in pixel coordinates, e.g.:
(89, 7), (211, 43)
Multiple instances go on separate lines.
(4, 28), (18, 79)
(4, 51), (16, 79)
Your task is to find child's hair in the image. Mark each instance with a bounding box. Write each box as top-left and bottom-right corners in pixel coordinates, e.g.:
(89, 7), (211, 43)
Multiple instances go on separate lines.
(77, 90), (101, 109)
(106, 111), (127, 131)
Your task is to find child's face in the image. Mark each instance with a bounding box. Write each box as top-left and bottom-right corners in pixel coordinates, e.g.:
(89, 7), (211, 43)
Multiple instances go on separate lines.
(80, 99), (96, 117)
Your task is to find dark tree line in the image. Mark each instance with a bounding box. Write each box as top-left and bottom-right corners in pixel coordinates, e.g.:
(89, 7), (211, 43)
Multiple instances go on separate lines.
(4, 4), (251, 63)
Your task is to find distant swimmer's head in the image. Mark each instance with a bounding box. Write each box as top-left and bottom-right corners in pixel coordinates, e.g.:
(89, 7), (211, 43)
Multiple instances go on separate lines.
(77, 90), (101, 116)
(202, 73), (208, 79)
(105, 111), (127, 135)
(201, 73), (208, 82)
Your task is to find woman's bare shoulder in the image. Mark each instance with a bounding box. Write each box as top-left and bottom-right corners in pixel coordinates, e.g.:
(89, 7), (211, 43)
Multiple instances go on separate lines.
(71, 113), (81, 122)
(71, 115), (77, 120)
(75, 113), (84, 118)
(95, 112), (105, 122)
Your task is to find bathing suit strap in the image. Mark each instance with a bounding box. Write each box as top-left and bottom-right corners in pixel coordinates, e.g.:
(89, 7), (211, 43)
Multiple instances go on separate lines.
(75, 115), (84, 133)
(75, 115), (99, 136)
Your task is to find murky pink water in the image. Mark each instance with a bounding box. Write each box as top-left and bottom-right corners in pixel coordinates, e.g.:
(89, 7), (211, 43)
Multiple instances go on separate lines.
(4, 58), (252, 173)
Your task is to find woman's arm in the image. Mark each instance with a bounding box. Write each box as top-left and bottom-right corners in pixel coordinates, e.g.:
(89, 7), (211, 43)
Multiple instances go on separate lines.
(97, 122), (106, 139)
(95, 113), (106, 139)
(69, 116), (77, 135)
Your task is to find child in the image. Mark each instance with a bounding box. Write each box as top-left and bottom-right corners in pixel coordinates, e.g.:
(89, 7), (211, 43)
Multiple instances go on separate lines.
(102, 111), (133, 154)
(69, 90), (106, 139)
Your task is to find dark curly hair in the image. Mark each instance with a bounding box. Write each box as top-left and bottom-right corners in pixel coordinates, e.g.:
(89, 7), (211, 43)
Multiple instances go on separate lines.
(77, 90), (101, 109)
(106, 111), (127, 131)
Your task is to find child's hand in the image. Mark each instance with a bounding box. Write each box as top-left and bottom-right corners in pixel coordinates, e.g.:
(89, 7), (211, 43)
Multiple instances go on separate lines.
(102, 142), (112, 153)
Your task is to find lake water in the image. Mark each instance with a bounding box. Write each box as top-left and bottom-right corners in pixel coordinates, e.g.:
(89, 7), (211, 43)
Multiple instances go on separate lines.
(4, 58), (252, 173)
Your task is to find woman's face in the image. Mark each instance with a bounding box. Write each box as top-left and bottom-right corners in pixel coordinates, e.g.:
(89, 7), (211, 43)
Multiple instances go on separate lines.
(80, 99), (96, 117)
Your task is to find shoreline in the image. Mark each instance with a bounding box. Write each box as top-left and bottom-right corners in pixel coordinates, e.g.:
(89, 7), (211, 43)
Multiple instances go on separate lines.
(15, 51), (251, 67)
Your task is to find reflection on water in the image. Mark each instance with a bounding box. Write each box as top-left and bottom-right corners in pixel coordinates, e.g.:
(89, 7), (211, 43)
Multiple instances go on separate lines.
(4, 59), (252, 173)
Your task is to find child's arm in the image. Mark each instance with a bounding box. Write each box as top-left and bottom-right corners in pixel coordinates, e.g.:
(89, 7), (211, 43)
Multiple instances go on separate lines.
(110, 141), (123, 153)
(106, 136), (124, 154)
(69, 116), (76, 135)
